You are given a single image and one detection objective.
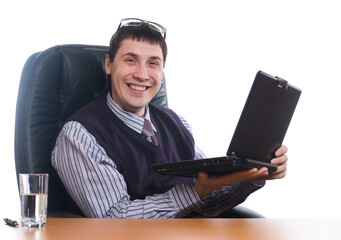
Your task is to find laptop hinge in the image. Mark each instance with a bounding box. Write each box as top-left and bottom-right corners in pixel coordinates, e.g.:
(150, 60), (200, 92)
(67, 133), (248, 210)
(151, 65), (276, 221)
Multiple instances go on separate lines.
(275, 76), (288, 90)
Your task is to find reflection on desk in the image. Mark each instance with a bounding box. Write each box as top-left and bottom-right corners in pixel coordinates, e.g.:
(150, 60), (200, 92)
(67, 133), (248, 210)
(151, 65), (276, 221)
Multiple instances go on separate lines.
(2, 218), (341, 240)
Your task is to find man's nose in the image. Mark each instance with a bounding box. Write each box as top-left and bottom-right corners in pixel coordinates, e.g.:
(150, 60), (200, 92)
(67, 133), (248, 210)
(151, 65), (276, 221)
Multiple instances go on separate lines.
(133, 65), (149, 80)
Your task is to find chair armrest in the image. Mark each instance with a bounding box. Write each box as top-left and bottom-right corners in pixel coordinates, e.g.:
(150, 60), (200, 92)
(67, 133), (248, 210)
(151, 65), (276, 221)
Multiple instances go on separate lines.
(219, 205), (264, 218)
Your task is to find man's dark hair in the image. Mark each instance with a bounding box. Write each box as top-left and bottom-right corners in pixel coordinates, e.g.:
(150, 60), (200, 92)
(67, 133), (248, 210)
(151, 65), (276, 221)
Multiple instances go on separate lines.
(108, 23), (168, 64)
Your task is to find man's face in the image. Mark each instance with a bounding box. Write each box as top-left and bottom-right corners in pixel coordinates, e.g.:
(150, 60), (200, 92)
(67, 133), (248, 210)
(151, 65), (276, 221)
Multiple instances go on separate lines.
(105, 38), (164, 117)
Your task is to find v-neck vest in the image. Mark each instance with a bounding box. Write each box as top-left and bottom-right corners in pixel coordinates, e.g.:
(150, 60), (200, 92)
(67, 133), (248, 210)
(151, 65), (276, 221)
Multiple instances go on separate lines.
(67, 96), (195, 200)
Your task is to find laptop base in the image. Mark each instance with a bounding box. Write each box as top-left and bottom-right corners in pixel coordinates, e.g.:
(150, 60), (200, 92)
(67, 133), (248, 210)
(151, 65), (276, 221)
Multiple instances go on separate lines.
(151, 154), (277, 178)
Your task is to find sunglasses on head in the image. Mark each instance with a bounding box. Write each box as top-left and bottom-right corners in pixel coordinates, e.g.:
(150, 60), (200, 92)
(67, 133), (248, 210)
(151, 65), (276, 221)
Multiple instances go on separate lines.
(117, 18), (167, 39)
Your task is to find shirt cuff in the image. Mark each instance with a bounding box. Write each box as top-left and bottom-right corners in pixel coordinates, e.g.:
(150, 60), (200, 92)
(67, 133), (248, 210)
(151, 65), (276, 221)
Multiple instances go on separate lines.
(168, 183), (204, 216)
(235, 180), (266, 194)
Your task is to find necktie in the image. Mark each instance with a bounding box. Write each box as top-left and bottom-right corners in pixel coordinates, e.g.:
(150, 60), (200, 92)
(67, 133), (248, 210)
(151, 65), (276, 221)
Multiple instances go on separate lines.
(142, 119), (158, 146)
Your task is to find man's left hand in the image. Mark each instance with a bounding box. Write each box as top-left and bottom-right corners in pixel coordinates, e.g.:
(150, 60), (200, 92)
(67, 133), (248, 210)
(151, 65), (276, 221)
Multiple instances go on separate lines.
(266, 145), (288, 180)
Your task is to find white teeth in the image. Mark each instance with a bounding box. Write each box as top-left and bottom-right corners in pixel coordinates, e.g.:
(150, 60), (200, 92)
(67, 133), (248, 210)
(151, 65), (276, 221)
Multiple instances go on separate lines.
(129, 84), (147, 91)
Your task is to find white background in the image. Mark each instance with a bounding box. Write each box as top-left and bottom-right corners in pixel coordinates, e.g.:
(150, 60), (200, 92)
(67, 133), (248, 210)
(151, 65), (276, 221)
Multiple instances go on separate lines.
(1, 0), (340, 219)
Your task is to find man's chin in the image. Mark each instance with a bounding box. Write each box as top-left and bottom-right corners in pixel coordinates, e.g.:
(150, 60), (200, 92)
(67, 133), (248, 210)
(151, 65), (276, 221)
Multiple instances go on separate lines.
(123, 102), (149, 116)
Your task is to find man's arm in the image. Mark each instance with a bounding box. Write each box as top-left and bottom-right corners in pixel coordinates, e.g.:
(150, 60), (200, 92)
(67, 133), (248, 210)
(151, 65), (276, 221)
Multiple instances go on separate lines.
(177, 115), (267, 215)
(193, 145), (288, 216)
(51, 121), (204, 218)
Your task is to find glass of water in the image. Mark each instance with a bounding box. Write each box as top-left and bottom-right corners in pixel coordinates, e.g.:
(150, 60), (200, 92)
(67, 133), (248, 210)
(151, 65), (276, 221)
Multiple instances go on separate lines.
(19, 173), (48, 228)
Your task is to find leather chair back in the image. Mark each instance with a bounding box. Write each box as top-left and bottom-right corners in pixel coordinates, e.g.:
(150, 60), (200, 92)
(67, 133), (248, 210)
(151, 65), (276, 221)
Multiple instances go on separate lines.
(14, 44), (168, 217)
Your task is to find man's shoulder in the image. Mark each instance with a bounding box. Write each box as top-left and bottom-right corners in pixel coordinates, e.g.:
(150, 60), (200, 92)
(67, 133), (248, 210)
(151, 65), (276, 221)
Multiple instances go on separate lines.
(67, 95), (108, 122)
(149, 103), (177, 116)
(149, 104), (187, 127)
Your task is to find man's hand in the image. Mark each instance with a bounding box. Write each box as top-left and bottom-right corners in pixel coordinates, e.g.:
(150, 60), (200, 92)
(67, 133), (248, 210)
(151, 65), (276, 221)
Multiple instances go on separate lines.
(266, 145), (288, 180)
(193, 145), (288, 199)
(194, 167), (269, 199)
(248, 145), (288, 183)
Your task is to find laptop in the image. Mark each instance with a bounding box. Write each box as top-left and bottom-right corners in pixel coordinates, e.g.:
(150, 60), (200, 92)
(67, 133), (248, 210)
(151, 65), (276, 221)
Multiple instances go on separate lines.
(151, 71), (302, 178)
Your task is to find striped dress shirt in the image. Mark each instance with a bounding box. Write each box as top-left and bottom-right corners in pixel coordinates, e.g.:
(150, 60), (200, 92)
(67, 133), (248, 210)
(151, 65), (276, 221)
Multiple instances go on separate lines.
(51, 93), (264, 218)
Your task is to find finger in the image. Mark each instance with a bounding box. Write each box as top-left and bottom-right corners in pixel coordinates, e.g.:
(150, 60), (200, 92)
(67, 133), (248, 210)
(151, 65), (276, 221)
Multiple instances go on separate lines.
(267, 168), (287, 180)
(231, 168), (268, 182)
(267, 162), (287, 180)
(208, 168), (260, 185)
(273, 162), (287, 176)
(275, 145), (288, 157)
(230, 168), (259, 180)
(248, 167), (270, 183)
(271, 154), (288, 165)
(197, 171), (209, 180)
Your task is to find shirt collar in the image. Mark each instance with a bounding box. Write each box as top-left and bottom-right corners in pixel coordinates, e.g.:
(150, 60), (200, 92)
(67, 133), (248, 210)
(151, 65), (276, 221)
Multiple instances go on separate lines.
(106, 93), (157, 134)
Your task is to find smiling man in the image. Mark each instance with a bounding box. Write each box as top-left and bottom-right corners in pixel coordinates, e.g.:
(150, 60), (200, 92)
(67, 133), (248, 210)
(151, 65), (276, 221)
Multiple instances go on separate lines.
(51, 18), (288, 218)
(106, 39), (164, 117)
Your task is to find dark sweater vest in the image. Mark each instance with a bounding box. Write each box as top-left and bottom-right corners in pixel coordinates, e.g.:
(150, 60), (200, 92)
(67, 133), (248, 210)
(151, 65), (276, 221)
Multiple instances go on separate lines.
(67, 96), (195, 200)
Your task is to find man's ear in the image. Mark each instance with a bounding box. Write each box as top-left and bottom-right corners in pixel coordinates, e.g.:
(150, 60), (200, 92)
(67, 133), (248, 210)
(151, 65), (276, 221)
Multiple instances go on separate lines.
(105, 54), (112, 75)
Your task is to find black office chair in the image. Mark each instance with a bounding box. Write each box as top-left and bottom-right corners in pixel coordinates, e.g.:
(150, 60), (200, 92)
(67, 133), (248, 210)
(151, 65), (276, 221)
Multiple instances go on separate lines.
(14, 44), (263, 218)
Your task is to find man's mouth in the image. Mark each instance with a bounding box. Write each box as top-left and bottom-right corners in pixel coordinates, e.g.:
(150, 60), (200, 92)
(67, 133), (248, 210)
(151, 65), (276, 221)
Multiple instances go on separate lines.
(128, 84), (148, 91)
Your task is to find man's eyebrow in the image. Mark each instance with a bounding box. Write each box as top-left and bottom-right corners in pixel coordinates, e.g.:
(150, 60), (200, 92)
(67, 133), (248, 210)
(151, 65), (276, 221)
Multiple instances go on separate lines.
(122, 52), (138, 58)
(150, 56), (162, 61)
(122, 52), (162, 62)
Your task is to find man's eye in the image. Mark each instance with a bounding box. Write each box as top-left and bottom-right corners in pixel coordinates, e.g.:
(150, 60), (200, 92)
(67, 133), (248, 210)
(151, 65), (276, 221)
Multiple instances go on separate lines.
(150, 61), (160, 66)
(125, 58), (135, 63)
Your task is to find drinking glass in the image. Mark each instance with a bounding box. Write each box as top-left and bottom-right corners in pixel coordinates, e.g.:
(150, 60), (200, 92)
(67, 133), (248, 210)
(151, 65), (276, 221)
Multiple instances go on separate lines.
(19, 173), (48, 228)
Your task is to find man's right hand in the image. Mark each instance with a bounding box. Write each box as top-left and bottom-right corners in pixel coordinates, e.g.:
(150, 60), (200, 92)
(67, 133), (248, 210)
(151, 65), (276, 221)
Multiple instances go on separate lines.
(193, 168), (269, 199)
